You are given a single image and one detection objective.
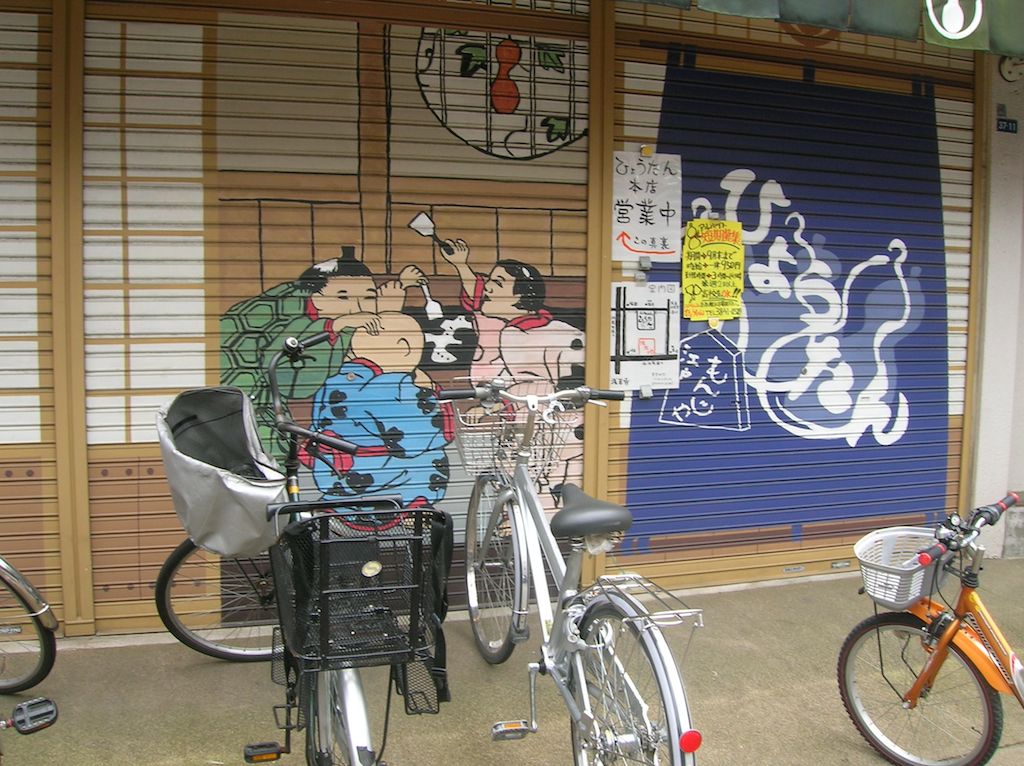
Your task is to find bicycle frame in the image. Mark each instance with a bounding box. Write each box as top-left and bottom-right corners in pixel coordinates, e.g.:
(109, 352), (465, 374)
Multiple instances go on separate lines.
(905, 588), (1024, 706)
(504, 458), (592, 730)
(896, 535), (1024, 709)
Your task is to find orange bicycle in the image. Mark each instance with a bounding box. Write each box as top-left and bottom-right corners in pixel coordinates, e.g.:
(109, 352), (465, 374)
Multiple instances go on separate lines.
(837, 492), (1022, 766)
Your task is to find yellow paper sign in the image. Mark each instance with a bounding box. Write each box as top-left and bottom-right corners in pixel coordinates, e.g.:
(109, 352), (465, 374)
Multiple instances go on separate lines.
(682, 219), (744, 322)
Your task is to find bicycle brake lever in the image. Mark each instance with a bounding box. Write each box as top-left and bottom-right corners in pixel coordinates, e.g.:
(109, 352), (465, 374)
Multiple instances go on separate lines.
(542, 400), (565, 424)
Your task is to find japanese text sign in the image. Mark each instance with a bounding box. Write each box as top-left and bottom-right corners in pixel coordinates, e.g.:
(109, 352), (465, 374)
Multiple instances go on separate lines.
(682, 219), (744, 322)
(612, 151), (681, 263)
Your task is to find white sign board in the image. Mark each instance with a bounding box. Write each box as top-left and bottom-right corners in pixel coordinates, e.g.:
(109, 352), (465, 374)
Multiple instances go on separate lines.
(609, 281), (681, 391)
(611, 151), (682, 263)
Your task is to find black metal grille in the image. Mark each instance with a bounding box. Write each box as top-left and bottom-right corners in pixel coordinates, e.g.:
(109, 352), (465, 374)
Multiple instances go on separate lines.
(271, 508), (435, 672)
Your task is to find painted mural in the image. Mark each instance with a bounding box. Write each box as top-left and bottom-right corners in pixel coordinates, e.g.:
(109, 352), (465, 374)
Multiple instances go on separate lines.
(415, 28), (588, 160)
(623, 65), (951, 550)
(217, 24), (590, 516)
(220, 233), (586, 511)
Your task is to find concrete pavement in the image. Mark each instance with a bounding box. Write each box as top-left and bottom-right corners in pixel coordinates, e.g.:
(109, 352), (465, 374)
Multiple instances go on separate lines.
(5, 559), (1024, 765)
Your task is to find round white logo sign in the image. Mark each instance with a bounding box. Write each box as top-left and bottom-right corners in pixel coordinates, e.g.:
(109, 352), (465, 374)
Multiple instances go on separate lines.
(925, 0), (985, 40)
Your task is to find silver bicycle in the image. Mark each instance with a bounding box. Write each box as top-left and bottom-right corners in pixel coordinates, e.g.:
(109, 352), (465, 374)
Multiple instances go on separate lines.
(441, 378), (704, 765)
(245, 333), (445, 766)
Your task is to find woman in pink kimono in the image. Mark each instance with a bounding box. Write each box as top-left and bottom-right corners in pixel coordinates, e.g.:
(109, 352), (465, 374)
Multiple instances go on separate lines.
(439, 239), (585, 507)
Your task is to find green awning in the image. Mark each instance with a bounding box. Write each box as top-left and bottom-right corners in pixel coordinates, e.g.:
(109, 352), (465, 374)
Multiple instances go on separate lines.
(634, 0), (1024, 56)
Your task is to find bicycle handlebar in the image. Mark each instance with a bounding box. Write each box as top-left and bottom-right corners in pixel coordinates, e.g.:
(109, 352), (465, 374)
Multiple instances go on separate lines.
(915, 492), (1020, 565)
(266, 494), (404, 520)
(278, 420), (357, 455)
(267, 333), (359, 455)
(437, 379), (625, 406)
(437, 388), (479, 401)
(588, 388), (626, 401)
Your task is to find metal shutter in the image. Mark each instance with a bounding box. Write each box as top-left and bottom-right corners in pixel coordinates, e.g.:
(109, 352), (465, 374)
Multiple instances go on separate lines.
(82, 12), (210, 626)
(0, 6), (61, 624)
(610, 6), (976, 587)
(81, 1), (589, 627)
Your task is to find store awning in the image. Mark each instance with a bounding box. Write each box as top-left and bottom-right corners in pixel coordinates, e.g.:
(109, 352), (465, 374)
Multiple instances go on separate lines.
(632, 1), (1024, 56)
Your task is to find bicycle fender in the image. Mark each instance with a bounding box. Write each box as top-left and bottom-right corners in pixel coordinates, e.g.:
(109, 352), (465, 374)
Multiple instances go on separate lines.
(0, 557), (58, 631)
(907, 600), (1013, 694)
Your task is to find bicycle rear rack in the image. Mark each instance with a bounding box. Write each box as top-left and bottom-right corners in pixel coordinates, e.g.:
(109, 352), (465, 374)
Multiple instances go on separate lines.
(591, 573), (704, 629)
(586, 573), (704, 669)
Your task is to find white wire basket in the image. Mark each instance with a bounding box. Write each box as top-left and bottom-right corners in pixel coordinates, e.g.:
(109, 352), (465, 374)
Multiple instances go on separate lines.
(854, 526), (951, 610)
(450, 379), (578, 481)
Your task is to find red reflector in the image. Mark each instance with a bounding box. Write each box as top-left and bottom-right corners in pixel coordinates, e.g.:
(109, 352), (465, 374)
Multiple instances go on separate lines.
(679, 729), (702, 753)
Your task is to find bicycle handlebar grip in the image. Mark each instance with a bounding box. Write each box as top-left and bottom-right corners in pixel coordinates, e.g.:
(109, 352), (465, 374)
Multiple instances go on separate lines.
(278, 421), (358, 455)
(974, 492), (1020, 527)
(588, 388), (625, 401)
(916, 541), (948, 567)
(437, 388), (480, 400)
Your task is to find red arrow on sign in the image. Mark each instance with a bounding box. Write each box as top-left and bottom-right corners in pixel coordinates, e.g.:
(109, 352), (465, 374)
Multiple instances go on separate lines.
(615, 231), (675, 256)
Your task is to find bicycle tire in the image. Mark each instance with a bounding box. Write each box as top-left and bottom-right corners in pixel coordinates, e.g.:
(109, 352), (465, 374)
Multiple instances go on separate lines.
(464, 474), (529, 664)
(570, 596), (692, 766)
(155, 537), (276, 662)
(304, 669), (376, 766)
(0, 576), (56, 693)
(837, 611), (1003, 766)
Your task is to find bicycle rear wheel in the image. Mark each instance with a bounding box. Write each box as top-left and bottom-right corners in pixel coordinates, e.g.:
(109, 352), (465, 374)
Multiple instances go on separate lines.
(837, 611), (1003, 766)
(571, 597), (692, 766)
(464, 474), (528, 664)
(155, 537), (276, 661)
(0, 577), (56, 693)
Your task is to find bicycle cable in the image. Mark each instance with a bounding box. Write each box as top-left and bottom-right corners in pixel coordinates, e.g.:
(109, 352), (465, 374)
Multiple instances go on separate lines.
(374, 670), (396, 766)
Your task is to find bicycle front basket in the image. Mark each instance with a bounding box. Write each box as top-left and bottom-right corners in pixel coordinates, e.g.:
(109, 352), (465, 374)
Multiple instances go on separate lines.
(271, 507), (436, 672)
(450, 379), (577, 480)
(854, 526), (950, 610)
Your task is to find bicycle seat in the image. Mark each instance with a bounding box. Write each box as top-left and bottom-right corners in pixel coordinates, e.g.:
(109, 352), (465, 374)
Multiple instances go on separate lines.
(550, 484), (632, 538)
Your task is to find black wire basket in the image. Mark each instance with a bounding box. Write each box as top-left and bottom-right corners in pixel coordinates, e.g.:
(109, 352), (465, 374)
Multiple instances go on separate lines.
(271, 507), (436, 672)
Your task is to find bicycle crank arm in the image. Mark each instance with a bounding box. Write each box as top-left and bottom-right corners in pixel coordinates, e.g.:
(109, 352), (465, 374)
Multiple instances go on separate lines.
(491, 661), (542, 741)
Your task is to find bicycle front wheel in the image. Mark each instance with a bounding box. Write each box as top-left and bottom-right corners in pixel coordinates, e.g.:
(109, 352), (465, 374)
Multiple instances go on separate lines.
(0, 577), (56, 693)
(571, 597), (692, 766)
(464, 474), (529, 664)
(837, 611), (1003, 766)
(155, 537), (276, 661)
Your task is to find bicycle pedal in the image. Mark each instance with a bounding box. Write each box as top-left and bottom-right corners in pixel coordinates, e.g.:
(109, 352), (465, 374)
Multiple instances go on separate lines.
(492, 720), (532, 741)
(243, 742), (284, 762)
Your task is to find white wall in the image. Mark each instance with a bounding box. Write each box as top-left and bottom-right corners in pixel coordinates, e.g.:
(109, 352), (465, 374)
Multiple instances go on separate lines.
(974, 55), (1024, 556)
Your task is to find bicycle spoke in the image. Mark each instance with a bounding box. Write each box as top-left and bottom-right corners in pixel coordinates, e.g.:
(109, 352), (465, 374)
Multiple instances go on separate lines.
(156, 539), (276, 660)
(576, 607), (678, 765)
